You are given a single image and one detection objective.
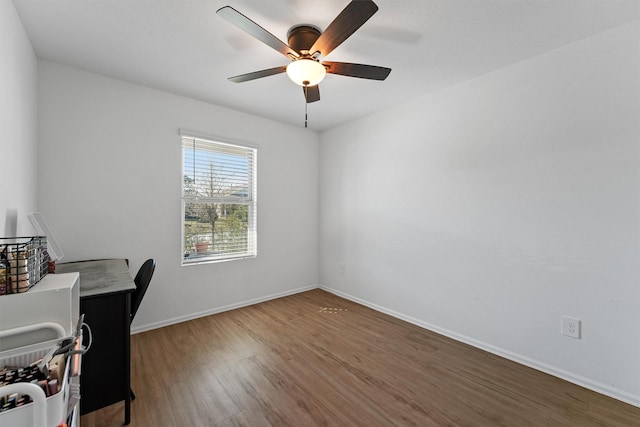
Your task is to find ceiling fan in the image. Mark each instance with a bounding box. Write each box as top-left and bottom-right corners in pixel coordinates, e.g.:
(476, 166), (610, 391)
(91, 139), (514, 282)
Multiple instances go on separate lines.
(216, 0), (392, 105)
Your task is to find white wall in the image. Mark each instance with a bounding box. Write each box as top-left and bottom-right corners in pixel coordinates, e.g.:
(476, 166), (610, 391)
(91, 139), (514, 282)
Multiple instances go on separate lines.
(37, 61), (319, 331)
(319, 22), (640, 405)
(0, 0), (38, 237)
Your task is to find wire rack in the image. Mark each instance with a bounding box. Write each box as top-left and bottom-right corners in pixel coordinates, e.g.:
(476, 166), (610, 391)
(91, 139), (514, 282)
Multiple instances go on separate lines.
(0, 237), (49, 295)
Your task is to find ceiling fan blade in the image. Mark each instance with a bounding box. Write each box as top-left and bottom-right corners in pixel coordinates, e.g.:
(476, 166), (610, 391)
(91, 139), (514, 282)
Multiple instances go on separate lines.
(228, 66), (287, 83)
(217, 6), (299, 59)
(304, 85), (320, 103)
(309, 0), (378, 57)
(323, 61), (391, 80)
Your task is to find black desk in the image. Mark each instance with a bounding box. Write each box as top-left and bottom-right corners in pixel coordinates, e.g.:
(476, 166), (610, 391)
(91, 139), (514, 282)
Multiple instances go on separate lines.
(56, 259), (135, 425)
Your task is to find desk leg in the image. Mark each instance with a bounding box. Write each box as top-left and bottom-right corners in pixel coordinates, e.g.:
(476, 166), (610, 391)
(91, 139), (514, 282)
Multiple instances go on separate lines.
(124, 293), (131, 425)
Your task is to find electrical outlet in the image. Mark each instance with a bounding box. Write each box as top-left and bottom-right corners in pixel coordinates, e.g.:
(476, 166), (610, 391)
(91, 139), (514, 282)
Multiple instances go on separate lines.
(338, 263), (345, 275)
(562, 316), (581, 339)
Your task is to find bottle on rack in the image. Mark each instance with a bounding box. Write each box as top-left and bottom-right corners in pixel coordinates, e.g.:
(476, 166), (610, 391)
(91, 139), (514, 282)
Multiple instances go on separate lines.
(0, 251), (8, 295)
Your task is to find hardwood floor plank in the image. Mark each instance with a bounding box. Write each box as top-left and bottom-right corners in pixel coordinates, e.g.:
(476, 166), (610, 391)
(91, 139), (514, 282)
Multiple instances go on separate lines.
(82, 289), (639, 426)
(587, 390), (640, 426)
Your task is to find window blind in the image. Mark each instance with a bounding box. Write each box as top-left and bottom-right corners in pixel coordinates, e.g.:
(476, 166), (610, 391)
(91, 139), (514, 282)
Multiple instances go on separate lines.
(181, 135), (257, 264)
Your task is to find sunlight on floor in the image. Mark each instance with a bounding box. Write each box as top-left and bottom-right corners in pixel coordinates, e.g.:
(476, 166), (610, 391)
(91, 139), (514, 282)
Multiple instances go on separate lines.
(319, 306), (348, 314)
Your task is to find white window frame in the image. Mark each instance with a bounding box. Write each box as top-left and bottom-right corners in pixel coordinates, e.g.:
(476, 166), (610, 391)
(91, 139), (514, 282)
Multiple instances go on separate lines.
(180, 131), (257, 265)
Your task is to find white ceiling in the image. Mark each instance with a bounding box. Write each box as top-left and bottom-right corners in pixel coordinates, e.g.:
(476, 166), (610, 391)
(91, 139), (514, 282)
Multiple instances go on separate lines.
(12, 0), (640, 131)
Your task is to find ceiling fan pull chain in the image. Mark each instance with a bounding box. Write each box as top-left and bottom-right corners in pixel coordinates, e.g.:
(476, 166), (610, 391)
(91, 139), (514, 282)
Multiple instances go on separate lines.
(304, 83), (309, 128)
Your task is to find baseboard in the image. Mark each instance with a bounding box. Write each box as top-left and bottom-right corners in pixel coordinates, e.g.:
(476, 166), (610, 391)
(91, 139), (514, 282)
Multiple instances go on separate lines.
(319, 284), (640, 408)
(131, 284), (318, 334)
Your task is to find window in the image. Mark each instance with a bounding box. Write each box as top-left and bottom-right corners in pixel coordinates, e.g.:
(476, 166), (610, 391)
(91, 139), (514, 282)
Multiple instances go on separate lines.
(181, 133), (257, 265)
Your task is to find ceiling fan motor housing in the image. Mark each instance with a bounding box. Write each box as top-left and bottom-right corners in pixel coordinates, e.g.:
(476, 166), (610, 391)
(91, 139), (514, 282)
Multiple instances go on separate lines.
(287, 25), (322, 55)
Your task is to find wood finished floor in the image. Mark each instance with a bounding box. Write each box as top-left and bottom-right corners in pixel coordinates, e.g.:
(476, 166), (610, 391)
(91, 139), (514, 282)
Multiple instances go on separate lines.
(81, 289), (640, 426)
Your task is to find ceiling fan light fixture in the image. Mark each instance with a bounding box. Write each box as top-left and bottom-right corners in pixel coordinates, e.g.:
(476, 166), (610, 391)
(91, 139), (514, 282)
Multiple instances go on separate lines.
(286, 59), (326, 86)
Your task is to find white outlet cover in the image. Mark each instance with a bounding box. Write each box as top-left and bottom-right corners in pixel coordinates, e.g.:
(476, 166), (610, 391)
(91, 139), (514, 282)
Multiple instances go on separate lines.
(562, 316), (581, 339)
